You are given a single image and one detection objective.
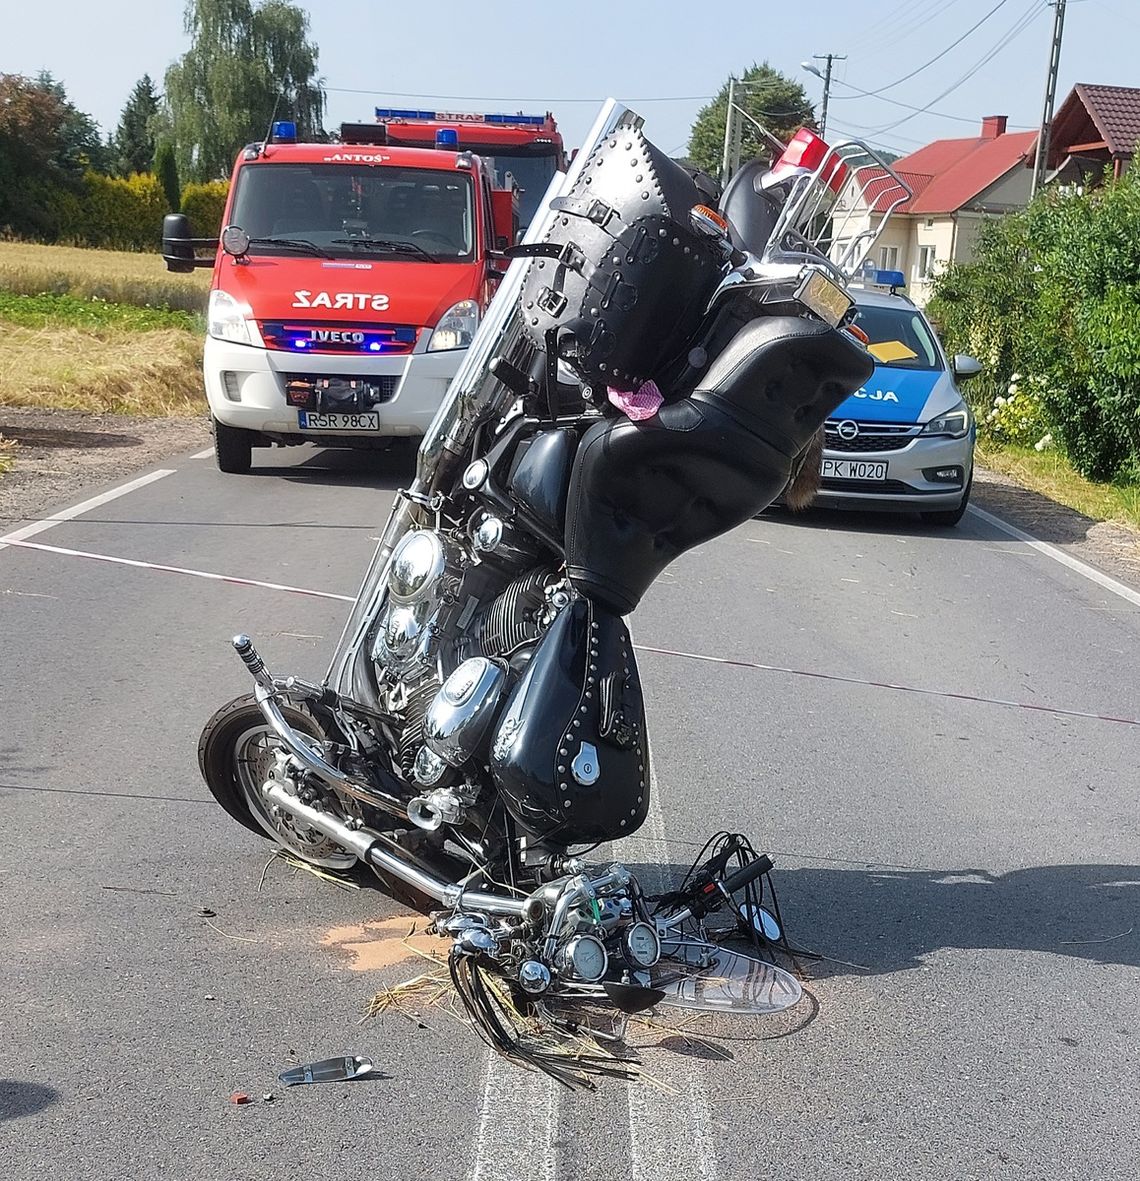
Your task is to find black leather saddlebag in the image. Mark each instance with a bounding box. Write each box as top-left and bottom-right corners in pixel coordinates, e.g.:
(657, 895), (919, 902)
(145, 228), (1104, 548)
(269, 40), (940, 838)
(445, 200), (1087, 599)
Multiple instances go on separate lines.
(489, 598), (650, 846)
(518, 118), (723, 389)
(564, 316), (875, 614)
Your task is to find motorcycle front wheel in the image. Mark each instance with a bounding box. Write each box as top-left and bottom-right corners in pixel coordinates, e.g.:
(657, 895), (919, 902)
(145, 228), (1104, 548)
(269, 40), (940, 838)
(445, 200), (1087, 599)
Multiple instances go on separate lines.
(198, 693), (358, 871)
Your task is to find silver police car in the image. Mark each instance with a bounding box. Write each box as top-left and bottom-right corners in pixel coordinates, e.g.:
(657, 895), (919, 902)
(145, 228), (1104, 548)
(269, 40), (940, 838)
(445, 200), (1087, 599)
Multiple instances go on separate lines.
(815, 284), (980, 526)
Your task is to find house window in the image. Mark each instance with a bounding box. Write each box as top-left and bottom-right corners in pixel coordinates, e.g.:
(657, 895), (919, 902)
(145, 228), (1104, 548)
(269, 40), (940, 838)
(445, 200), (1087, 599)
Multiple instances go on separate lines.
(925, 218), (934, 228)
(917, 245), (936, 280)
(879, 245), (899, 270)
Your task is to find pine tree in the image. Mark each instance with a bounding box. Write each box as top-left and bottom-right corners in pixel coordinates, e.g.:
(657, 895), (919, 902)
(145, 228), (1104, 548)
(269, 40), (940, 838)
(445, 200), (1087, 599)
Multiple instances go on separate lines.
(155, 141), (181, 211)
(112, 75), (160, 176)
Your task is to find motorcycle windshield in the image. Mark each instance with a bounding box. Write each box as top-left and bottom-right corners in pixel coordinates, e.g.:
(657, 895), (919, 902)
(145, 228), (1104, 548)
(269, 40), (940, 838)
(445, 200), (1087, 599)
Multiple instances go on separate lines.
(325, 100), (640, 694)
(653, 945), (803, 1015)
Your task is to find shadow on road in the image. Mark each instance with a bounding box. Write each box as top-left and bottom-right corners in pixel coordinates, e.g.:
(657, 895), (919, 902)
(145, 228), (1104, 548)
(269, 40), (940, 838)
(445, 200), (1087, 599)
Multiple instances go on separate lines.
(0, 1080), (61, 1122)
(761, 862), (1140, 979)
(0, 424), (141, 450)
(251, 447), (417, 492)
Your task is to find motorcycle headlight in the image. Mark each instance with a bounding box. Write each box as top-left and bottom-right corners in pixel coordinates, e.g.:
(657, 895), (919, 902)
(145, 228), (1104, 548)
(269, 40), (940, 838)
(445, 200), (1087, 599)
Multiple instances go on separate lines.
(427, 299), (479, 352)
(920, 400), (971, 439)
(207, 289), (260, 346)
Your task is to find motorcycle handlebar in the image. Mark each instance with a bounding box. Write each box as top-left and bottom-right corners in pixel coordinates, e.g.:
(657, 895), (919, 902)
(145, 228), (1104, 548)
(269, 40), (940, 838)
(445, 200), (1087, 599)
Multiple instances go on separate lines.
(721, 854), (774, 895)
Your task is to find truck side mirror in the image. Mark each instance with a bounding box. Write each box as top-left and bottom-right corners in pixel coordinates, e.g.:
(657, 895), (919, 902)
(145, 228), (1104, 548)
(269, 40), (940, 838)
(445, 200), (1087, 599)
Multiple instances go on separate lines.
(162, 212), (218, 273)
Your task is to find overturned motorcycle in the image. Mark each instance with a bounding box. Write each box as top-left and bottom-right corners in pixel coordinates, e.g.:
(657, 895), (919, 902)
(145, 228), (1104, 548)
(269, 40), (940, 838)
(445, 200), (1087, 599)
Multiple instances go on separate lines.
(199, 100), (909, 1081)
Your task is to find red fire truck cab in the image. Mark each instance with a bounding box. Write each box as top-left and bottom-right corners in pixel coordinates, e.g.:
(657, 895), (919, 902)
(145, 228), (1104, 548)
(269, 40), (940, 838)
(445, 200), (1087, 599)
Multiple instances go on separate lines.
(163, 119), (524, 474)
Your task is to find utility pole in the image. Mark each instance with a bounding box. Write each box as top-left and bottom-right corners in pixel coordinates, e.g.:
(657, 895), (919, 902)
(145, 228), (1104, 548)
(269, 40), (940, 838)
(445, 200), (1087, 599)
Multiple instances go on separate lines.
(812, 53), (846, 141)
(1031, 0), (1068, 196)
(720, 76), (737, 186)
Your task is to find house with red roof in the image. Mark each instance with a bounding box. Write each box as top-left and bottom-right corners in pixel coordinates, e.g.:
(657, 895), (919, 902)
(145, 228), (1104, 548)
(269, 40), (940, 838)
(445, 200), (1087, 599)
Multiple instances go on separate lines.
(1045, 83), (1140, 185)
(836, 116), (1037, 306)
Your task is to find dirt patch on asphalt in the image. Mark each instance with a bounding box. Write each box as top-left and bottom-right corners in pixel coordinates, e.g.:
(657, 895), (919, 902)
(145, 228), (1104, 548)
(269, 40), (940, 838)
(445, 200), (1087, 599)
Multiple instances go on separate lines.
(0, 405), (210, 530)
(973, 465), (1140, 590)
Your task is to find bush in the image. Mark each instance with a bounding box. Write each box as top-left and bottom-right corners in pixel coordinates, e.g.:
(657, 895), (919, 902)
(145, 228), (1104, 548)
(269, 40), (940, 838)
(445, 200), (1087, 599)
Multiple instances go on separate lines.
(64, 172), (168, 251)
(930, 169), (1140, 482)
(180, 180), (229, 237)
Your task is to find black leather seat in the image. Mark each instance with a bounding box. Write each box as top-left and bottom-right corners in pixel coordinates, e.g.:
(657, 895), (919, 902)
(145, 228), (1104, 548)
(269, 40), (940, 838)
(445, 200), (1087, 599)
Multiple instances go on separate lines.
(564, 316), (874, 614)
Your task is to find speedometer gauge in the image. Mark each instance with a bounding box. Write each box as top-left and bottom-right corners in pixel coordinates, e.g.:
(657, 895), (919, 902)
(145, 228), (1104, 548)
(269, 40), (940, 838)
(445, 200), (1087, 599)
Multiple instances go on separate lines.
(623, 921), (661, 968)
(559, 935), (608, 982)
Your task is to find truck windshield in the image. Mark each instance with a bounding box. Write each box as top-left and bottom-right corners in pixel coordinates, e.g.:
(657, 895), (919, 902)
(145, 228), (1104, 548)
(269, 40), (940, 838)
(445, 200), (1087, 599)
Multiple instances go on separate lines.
(484, 153), (560, 228)
(229, 164), (476, 261)
(853, 303), (943, 371)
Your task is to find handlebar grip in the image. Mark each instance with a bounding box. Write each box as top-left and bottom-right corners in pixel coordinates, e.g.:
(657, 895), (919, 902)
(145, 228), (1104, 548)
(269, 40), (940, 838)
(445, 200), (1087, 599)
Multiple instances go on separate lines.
(721, 854), (774, 896)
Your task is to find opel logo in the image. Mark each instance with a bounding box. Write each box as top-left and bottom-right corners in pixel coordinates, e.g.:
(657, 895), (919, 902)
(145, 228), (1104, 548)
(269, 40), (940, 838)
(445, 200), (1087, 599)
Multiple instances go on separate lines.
(837, 420), (859, 441)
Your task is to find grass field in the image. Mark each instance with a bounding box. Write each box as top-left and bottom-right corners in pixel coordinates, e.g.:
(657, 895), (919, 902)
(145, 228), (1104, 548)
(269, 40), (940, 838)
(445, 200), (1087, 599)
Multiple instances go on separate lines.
(0, 245), (208, 418)
(0, 241), (210, 314)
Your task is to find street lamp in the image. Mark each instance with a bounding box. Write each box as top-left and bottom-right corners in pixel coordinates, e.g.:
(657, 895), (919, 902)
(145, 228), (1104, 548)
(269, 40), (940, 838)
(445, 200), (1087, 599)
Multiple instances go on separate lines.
(801, 54), (845, 141)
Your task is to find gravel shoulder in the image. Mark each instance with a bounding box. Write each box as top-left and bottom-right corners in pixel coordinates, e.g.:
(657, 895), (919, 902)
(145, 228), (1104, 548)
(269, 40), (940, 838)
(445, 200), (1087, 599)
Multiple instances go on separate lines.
(0, 406), (210, 529)
(2, 407), (1138, 595)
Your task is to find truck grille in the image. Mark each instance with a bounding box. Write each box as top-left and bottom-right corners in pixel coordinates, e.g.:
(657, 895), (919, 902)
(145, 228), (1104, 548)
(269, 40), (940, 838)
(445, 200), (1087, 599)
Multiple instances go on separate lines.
(824, 422), (919, 453)
(283, 373), (399, 412)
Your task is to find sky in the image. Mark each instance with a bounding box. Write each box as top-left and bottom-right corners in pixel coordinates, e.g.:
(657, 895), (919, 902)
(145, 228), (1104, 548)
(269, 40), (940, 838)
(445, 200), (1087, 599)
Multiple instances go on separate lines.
(5, 0), (1140, 163)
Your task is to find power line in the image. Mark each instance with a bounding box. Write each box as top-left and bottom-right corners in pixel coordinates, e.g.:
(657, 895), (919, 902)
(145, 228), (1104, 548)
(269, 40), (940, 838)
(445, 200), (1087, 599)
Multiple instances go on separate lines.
(861, 0), (1046, 135)
(852, 0), (1015, 97)
(830, 77), (1035, 129)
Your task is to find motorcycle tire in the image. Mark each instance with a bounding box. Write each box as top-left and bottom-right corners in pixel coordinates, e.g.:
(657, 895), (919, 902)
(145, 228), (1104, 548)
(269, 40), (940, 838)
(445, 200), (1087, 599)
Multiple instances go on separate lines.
(197, 692), (357, 870)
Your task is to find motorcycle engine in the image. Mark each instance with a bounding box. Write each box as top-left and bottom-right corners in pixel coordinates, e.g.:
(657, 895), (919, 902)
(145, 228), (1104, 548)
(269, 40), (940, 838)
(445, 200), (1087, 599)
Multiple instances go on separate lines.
(369, 522), (564, 788)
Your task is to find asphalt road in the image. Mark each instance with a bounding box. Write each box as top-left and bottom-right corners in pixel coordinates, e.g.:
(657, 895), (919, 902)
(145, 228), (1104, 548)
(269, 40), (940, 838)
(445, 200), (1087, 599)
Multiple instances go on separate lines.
(2, 443), (1138, 1180)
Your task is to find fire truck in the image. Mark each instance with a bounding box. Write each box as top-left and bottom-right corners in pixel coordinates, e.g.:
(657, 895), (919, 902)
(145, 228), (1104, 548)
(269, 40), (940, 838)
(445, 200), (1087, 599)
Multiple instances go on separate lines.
(373, 109), (566, 230)
(162, 117), (530, 474)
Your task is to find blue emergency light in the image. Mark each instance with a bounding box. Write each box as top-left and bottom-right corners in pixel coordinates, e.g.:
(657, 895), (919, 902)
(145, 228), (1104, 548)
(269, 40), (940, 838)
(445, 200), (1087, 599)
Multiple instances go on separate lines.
(435, 128), (459, 148)
(270, 120), (297, 143)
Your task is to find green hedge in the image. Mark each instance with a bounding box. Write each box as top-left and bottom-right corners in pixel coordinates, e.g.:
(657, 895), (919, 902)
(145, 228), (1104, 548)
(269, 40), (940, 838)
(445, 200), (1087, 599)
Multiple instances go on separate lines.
(1, 172), (230, 252)
(930, 169), (1140, 482)
(179, 181), (230, 237)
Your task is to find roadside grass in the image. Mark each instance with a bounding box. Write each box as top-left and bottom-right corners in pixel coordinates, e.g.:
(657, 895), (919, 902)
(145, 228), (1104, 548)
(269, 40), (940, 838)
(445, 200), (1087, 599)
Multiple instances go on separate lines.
(978, 442), (1140, 531)
(0, 322), (205, 416)
(0, 241), (210, 314)
(0, 291), (201, 333)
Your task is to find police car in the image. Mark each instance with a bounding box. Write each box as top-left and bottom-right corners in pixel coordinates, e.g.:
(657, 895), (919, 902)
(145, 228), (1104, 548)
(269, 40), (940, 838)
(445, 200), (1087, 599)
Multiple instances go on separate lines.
(816, 272), (980, 526)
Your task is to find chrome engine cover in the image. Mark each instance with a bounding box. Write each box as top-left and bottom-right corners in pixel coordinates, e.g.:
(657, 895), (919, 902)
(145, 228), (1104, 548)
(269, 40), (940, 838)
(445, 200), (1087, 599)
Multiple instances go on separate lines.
(424, 657), (507, 767)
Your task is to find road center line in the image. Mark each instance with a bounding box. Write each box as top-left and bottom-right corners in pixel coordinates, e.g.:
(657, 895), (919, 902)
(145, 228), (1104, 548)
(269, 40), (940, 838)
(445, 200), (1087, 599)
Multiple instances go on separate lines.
(619, 758), (717, 1181)
(1, 538), (355, 602)
(0, 468), (174, 550)
(468, 1053), (557, 1181)
(968, 505), (1140, 610)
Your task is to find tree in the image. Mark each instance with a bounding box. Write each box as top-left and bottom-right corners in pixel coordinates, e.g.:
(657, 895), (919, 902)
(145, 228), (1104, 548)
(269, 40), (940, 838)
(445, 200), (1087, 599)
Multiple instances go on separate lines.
(163, 0), (324, 183)
(34, 71), (109, 174)
(112, 75), (160, 176)
(688, 63), (815, 177)
(155, 141), (181, 211)
(0, 73), (106, 237)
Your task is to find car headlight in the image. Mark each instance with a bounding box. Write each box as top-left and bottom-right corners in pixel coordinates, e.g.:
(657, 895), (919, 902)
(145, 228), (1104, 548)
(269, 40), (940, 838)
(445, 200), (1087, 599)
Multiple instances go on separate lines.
(427, 299), (479, 352)
(207, 289), (260, 346)
(920, 400), (971, 439)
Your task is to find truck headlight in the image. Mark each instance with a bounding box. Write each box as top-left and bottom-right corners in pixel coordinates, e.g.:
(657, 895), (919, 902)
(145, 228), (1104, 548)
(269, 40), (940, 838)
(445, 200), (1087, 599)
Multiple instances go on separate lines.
(207, 289), (260, 346)
(427, 300), (479, 352)
(920, 400), (971, 439)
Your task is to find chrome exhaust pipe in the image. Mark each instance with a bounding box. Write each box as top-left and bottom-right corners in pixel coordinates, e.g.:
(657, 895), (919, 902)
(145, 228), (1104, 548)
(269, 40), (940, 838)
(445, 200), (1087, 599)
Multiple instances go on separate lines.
(263, 781), (539, 919)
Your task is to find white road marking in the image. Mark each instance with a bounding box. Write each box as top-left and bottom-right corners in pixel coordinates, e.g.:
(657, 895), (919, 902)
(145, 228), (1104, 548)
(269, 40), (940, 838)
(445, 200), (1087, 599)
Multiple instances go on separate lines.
(1, 538), (355, 602)
(619, 760), (717, 1181)
(969, 505), (1140, 610)
(0, 469), (174, 550)
(468, 1054), (557, 1181)
(190, 448), (215, 460)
